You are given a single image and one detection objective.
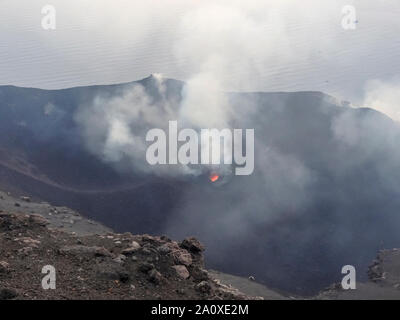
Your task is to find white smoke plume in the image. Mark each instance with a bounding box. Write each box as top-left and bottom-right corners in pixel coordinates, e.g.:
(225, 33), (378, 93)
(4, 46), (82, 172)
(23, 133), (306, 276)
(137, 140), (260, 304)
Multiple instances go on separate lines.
(362, 78), (400, 122)
(74, 1), (342, 178)
(74, 75), (200, 176)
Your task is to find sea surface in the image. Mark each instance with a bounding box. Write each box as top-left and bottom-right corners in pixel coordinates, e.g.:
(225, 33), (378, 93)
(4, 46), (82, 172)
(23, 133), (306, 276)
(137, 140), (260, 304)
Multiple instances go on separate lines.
(0, 1), (399, 104)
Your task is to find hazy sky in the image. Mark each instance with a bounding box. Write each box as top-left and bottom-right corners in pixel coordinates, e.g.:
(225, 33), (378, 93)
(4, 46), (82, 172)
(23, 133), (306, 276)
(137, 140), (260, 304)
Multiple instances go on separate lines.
(1, 0), (399, 106)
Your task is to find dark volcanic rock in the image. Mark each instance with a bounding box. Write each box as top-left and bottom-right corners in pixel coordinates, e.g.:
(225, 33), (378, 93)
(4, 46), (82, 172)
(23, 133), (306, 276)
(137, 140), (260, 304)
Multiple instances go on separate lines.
(0, 288), (18, 300)
(138, 262), (155, 273)
(148, 269), (163, 285)
(180, 237), (205, 254)
(59, 245), (112, 257)
(196, 281), (212, 295)
(96, 262), (130, 283)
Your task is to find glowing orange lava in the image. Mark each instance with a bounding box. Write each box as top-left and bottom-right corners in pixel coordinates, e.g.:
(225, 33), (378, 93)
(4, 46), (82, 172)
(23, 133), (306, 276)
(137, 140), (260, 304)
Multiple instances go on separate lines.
(210, 174), (219, 182)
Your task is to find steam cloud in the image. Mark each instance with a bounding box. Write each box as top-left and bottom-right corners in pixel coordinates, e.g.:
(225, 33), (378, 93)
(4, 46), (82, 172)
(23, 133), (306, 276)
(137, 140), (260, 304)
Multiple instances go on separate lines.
(74, 1), (338, 177)
(363, 78), (400, 122)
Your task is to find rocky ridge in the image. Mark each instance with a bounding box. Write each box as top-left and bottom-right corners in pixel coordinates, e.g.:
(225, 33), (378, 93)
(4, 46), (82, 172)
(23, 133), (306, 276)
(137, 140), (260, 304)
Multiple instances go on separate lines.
(0, 211), (259, 300)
